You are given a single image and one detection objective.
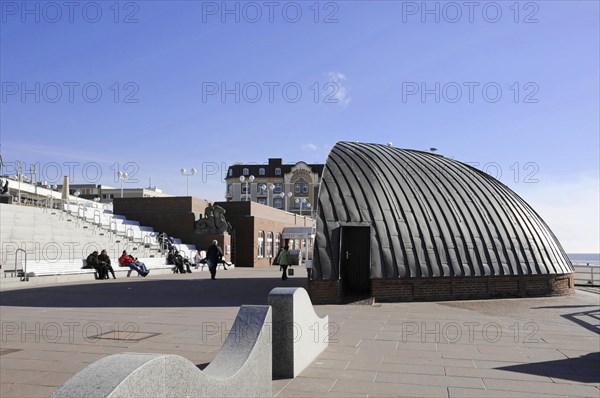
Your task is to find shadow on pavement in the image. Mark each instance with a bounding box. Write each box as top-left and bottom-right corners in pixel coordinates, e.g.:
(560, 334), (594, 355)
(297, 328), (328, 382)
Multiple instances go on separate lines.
(0, 277), (308, 308)
(498, 352), (600, 383)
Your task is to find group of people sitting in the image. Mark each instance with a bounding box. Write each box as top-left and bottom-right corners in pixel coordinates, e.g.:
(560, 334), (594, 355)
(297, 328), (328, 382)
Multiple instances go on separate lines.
(167, 249), (193, 274)
(85, 240), (230, 280)
(85, 250), (149, 278)
(85, 250), (116, 279)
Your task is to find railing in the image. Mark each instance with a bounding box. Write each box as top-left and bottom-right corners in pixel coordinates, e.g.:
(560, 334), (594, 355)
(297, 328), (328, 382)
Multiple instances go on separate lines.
(573, 264), (599, 287)
(15, 248), (27, 281)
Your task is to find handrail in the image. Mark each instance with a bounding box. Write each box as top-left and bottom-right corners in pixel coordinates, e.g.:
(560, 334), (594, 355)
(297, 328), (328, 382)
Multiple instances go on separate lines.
(14, 248), (27, 281)
(93, 209), (101, 225)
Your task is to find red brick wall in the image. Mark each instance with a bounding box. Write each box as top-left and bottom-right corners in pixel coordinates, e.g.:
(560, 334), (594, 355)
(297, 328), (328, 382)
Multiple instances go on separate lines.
(308, 279), (343, 304)
(308, 274), (574, 304)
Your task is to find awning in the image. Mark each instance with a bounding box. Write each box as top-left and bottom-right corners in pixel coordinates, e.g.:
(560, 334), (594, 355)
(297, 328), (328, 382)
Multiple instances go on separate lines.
(282, 227), (314, 239)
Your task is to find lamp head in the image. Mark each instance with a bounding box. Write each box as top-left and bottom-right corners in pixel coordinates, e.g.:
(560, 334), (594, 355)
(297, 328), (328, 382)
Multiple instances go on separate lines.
(248, 175), (255, 182)
(191, 168), (197, 175)
(239, 175), (245, 182)
(180, 168), (186, 175)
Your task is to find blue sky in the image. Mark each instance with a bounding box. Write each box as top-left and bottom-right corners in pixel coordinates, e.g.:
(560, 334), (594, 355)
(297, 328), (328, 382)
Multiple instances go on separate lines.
(1, 1), (598, 251)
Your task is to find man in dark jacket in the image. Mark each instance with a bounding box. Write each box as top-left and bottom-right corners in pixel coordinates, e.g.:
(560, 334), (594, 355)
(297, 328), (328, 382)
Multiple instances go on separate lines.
(87, 251), (107, 280)
(98, 249), (116, 279)
(206, 240), (223, 280)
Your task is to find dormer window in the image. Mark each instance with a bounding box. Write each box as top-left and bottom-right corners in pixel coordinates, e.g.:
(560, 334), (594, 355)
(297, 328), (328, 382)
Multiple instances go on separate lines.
(275, 168), (282, 176)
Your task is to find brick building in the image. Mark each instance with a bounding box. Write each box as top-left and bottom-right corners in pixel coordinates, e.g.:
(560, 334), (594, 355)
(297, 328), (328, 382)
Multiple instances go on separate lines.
(113, 197), (313, 267)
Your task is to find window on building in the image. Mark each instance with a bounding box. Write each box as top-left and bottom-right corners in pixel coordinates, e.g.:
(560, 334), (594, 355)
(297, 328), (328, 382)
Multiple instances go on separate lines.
(258, 198), (266, 205)
(227, 184), (232, 195)
(242, 184), (249, 194)
(266, 232), (273, 258)
(259, 168), (265, 176)
(257, 231), (264, 258)
(257, 184), (266, 195)
(274, 198), (283, 209)
(295, 177), (308, 194)
(275, 233), (281, 256)
(228, 169), (233, 177)
(243, 168), (249, 176)
(273, 183), (282, 193)
(275, 168), (281, 176)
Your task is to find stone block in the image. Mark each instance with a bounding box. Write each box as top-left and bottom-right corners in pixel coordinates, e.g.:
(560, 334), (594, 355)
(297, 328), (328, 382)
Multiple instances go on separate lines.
(269, 287), (329, 379)
(51, 305), (272, 398)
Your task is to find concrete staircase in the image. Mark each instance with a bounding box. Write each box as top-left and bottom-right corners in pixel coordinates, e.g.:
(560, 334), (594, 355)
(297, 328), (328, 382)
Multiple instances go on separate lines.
(0, 203), (198, 280)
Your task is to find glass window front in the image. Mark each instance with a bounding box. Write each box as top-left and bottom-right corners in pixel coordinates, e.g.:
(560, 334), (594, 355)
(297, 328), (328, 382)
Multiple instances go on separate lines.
(266, 232), (273, 258)
(257, 231), (264, 258)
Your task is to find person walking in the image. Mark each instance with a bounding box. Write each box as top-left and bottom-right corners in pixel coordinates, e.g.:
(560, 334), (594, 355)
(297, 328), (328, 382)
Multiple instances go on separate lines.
(276, 245), (291, 280)
(206, 240), (223, 280)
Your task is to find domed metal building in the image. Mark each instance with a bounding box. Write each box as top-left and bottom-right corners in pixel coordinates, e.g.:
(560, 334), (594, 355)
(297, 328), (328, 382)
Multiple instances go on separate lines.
(309, 142), (574, 303)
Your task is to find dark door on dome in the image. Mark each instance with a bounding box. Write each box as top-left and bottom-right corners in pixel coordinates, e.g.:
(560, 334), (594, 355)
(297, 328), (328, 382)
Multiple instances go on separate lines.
(340, 226), (371, 293)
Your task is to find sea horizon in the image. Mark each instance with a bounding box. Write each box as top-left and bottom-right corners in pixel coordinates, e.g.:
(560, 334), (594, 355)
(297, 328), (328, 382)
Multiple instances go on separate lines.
(567, 253), (600, 266)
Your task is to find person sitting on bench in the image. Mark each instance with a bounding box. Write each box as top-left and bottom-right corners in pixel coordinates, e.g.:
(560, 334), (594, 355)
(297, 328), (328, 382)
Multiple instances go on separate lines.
(98, 249), (116, 279)
(168, 249), (192, 274)
(86, 251), (108, 280)
(118, 250), (149, 277)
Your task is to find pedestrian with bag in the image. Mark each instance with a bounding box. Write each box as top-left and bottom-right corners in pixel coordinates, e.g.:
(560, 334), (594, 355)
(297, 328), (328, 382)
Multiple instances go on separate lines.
(276, 245), (291, 280)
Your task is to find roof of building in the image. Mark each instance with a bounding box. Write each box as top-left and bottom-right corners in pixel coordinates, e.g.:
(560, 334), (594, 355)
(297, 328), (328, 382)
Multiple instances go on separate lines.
(313, 141), (573, 279)
(227, 159), (324, 179)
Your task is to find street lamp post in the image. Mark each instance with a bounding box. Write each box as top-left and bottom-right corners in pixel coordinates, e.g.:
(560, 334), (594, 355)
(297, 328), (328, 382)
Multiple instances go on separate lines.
(280, 192), (293, 211)
(239, 175), (254, 201)
(180, 168), (197, 196)
(295, 197), (305, 216)
(260, 183), (276, 207)
(117, 171), (128, 198)
(16, 160), (22, 204)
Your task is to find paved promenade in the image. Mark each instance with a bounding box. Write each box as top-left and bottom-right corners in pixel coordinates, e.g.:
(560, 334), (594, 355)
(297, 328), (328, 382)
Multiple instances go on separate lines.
(1, 267), (598, 397)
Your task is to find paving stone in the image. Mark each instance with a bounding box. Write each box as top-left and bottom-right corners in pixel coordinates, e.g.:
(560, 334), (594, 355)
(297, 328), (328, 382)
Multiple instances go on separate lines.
(483, 378), (600, 396)
(331, 378), (448, 397)
(448, 386), (569, 397)
(1, 269), (599, 397)
(375, 372), (485, 389)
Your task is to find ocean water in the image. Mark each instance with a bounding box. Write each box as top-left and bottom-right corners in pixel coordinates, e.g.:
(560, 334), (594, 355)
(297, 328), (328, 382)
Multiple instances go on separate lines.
(567, 253), (600, 266)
